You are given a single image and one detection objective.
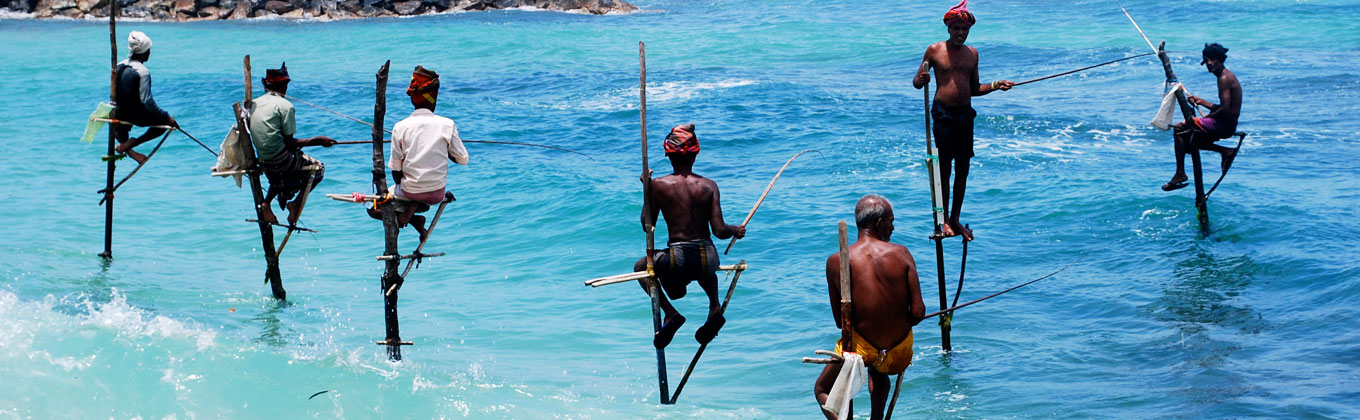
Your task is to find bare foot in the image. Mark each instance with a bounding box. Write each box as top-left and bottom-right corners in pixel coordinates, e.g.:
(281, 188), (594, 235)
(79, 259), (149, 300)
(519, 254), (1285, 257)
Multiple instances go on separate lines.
(1220, 148), (1237, 174)
(126, 149), (148, 165)
(952, 222), (974, 241)
(940, 223), (957, 238)
(259, 206), (279, 225)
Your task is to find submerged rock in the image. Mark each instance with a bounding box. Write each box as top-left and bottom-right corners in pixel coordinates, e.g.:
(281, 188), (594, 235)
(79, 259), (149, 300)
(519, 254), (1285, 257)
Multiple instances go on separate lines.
(19, 0), (633, 19)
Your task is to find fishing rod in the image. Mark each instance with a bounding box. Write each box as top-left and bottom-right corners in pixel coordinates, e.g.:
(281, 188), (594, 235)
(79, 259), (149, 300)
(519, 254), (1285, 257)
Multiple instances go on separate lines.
(922, 254), (1084, 320)
(331, 139), (591, 159)
(723, 149), (823, 255)
(1013, 52), (1156, 87)
(288, 95), (591, 159)
(176, 127), (218, 157)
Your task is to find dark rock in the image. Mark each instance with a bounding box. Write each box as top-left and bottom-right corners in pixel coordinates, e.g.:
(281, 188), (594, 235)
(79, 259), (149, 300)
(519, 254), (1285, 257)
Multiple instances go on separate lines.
(261, 0), (290, 13)
(389, 0), (417, 14)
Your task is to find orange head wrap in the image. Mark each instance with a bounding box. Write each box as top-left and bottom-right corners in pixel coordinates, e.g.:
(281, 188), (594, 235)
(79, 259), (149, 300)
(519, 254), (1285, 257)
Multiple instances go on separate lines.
(663, 123), (699, 154)
(407, 65), (440, 107)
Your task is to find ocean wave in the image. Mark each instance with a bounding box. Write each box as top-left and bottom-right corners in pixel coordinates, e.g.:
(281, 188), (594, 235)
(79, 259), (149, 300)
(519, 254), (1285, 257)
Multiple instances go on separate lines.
(556, 79), (759, 111)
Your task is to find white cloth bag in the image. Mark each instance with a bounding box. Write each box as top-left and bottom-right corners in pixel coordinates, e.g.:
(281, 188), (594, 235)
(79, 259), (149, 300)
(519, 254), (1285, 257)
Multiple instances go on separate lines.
(822, 353), (866, 420)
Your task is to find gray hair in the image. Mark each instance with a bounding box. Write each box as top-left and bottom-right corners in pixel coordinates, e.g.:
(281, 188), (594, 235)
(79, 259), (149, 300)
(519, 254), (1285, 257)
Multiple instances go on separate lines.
(855, 194), (892, 229)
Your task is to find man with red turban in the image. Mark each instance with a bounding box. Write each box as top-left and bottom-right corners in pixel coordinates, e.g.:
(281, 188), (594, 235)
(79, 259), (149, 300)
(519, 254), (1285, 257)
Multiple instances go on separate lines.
(371, 65), (468, 238)
(633, 123), (745, 349)
(912, 0), (1014, 241)
(248, 62), (337, 225)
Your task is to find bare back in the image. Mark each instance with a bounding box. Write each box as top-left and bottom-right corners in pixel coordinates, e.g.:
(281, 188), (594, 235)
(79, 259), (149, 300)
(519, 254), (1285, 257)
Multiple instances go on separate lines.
(923, 41), (979, 107)
(651, 173), (727, 243)
(825, 236), (925, 349)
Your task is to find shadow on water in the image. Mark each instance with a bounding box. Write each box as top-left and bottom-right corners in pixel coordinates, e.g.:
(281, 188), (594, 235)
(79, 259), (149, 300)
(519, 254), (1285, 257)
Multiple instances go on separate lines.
(1142, 242), (1269, 416)
(251, 299), (294, 347)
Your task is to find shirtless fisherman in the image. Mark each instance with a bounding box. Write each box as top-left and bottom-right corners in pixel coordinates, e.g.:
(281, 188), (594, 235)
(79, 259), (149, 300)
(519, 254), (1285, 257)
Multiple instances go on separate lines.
(1161, 42), (1242, 191)
(634, 124), (746, 348)
(912, 0), (1015, 241)
(367, 65), (469, 238)
(813, 195), (925, 420)
(248, 63), (336, 225)
(113, 31), (177, 164)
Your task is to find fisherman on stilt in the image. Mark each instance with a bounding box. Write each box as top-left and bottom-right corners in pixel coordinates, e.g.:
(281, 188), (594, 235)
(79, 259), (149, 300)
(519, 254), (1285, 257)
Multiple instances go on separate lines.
(1161, 43), (1241, 191)
(634, 124), (746, 349)
(364, 65), (468, 239)
(813, 195), (924, 420)
(912, 0), (1014, 241)
(248, 63), (336, 225)
(112, 31), (177, 165)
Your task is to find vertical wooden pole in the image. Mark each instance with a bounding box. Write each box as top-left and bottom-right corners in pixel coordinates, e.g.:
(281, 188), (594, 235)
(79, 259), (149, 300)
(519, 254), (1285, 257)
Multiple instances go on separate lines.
(369, 61), (401, 361)
(99, 0), (118, 259)
(922, 75), (952, 351)
(837, 221), (853, 417)
(237, 56), (286, 300)
(639, 41), (671, 405)
(1155, 41), (1209, 231)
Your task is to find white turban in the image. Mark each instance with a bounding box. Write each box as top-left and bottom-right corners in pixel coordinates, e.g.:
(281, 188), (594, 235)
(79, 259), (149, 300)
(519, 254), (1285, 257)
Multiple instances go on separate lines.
(128, 31), (152, 55)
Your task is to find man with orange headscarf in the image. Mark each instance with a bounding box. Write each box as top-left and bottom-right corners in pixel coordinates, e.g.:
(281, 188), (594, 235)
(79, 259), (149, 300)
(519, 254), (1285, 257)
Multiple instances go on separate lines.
(632, 124), (745, 349)
(912, 0), (1014, 241)
(372, 65), (468, 238)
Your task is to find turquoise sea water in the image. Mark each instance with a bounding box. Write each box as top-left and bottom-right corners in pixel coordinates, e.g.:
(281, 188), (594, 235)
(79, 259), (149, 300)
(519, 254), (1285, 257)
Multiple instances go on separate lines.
(3, 0), (1360, 417)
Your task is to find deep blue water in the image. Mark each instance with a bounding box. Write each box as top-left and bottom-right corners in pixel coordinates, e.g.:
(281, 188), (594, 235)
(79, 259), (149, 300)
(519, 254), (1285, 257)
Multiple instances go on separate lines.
(2, 0), (1358, 417)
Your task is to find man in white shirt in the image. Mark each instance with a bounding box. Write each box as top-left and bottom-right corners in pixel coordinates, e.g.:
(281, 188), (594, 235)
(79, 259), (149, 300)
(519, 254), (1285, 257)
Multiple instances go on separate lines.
(369, 65), (468, 239)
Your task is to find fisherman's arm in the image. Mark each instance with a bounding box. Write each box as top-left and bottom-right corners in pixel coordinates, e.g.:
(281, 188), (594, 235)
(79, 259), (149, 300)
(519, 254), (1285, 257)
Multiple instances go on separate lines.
(970, 50), (1014, 96)
(447, 123), (469, 165)
(293, 135), (336, 148)
(826, 255), (843, 330)
(904, 252), (926, 326)
(708, 186), (745, 240)
(912, 47), (934, 89)
(639, 171), (656, 231)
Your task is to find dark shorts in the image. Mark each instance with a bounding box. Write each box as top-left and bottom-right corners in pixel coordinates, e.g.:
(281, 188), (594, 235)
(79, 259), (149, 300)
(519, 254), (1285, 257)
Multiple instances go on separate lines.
(931, 102), (977, 160)
(261, 149), (325, 204)
(653, 239), (719, 300)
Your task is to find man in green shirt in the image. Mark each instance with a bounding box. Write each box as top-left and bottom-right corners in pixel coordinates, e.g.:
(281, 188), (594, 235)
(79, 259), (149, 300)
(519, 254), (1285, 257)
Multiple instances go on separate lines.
(248, 63), (336, 225)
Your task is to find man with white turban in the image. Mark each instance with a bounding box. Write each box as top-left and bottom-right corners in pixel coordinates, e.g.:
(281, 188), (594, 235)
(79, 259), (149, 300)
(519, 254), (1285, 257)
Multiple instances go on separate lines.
(113, 31), (177, 164)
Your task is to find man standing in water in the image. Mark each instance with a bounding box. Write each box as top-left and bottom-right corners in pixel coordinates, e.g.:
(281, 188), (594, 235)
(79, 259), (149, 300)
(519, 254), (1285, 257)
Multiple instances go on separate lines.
(813, 195), (925, 420)
(912, 0), (1014, 241)
(248, 63), (336, 225)
(113, 31), (177, 164)
(1162, 42), (1242, 191)
(634, 124), (746, 348)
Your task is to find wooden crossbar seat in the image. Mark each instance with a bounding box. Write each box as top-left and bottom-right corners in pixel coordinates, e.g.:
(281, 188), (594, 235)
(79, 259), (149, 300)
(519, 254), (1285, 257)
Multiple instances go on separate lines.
(376, 251), (446, 261)
(585, 263), (748, 287)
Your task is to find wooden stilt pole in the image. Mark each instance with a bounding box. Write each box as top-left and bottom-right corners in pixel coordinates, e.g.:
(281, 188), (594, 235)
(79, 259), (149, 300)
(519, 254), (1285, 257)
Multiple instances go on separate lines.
(638, 41), (671, 405)
(367, 61), (405, 361)
(922, 75), (952, 351)
(235, 56), (286, 300)
(837, 221), (854, 417)
(1155, 41), (1210, 232)
(99, 0), (118, 260)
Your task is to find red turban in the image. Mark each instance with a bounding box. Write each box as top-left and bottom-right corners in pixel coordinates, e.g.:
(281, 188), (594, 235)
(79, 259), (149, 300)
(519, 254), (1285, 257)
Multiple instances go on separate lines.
(663, 124), (699, 154)
(943, 0), (975, 27)
(407, 65), (440, 107)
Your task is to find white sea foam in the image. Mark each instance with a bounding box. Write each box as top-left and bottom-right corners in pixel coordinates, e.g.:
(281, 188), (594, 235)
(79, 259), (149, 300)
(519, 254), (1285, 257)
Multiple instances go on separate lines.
(559, 79), (758, 112)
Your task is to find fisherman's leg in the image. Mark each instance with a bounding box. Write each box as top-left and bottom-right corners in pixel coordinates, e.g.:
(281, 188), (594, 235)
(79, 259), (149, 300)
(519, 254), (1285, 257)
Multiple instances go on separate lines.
(814, 363), (843, 420)
(1200, 140), (1237, 173)
(938, 155), (956, 237)
(116, 127), (166, 152)
(695, 271), (726, 344)
(950, 157), (973, 241)
(866, 370), (891, 420)
(634, 256), (679, 317)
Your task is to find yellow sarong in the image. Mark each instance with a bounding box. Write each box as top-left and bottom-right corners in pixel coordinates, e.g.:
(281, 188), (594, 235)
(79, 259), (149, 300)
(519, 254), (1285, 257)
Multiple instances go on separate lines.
(834, 329), (914, 375)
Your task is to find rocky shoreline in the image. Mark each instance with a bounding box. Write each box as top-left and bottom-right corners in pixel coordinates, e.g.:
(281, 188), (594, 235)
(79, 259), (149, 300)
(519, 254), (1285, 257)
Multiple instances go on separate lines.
(2, 0), (635, 20)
